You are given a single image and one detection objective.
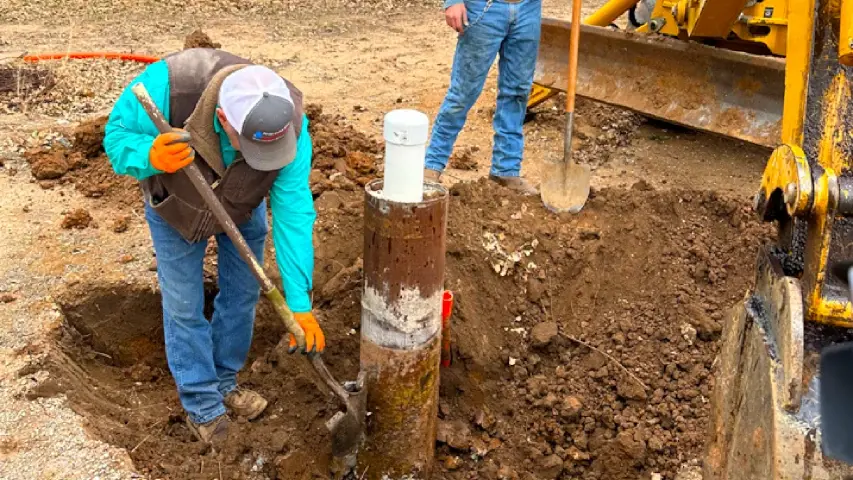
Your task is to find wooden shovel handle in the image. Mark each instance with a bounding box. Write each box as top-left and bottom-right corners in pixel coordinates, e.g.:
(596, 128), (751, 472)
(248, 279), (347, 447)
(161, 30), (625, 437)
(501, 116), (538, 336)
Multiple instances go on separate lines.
(566, 0), (583, 114)
(129, 82), (307, 350)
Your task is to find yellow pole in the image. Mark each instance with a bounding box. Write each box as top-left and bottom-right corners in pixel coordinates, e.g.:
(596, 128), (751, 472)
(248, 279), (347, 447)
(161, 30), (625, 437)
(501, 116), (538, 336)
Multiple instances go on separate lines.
(583, 0), (638, 26)
(841, 0), (853, 66)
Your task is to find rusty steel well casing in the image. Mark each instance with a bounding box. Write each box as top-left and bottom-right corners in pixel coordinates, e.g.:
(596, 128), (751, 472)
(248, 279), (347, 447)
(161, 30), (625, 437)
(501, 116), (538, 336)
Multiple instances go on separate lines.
(358, 179), (448, 480)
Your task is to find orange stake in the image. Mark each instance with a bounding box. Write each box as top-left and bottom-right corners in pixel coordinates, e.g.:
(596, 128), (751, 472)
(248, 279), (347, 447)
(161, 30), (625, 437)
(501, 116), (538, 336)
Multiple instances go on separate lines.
(441, 290), (454, 367)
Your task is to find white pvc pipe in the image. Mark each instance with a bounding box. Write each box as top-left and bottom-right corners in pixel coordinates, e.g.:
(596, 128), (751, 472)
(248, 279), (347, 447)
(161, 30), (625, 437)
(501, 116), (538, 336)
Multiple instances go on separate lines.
(382, 109), (429, 203)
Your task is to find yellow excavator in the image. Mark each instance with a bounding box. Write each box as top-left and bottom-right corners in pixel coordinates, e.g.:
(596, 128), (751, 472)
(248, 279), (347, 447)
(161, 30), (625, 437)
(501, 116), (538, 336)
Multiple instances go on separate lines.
(528, 0), (853, 478)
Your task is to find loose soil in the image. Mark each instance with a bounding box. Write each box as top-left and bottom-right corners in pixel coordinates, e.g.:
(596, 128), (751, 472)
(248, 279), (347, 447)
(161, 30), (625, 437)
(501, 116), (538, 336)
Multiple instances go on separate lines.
(23, 115), (142, 209)
(26, 110), (774, 479)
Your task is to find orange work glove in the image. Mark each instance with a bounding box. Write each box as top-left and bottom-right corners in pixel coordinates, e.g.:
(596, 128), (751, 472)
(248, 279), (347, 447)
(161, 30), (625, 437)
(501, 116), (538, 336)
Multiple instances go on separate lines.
(288, 312), (326, 354)
(149, 129), (195, 173)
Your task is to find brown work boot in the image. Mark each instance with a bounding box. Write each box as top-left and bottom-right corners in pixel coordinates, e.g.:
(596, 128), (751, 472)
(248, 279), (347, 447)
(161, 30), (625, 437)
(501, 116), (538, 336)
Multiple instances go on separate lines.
(489, 175), (538, 196)
(223, 387), (268, 420)
(424, 168), (442, 182)
(186, 414), (229, 449)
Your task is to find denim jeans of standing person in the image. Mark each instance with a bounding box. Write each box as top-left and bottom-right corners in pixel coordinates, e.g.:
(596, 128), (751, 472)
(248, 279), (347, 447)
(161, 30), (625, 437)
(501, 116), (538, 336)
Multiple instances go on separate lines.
(145, 199), (268, 425)
(426, 0), (542, 177)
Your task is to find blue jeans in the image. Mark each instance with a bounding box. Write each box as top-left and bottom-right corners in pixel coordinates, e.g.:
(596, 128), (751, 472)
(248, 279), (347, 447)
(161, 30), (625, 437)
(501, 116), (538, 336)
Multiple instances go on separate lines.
(145, 200), (267, 424)
(425, 0), (542, 177)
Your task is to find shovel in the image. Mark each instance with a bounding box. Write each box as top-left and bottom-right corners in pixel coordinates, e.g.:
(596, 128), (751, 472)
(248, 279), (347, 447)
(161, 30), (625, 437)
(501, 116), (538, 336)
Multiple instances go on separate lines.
(819, 260), (853, 465)
(130, 83), (367, 477)
(539, 0), (591, 214)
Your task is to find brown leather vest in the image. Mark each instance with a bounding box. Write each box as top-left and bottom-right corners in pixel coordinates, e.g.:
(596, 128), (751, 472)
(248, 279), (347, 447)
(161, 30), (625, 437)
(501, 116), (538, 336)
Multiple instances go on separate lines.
(141, 48), (304, 243)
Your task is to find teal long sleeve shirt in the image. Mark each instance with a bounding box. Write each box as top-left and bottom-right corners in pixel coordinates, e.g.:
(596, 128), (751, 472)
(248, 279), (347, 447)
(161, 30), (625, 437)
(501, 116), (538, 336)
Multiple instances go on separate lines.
(103, 60), (316, 313)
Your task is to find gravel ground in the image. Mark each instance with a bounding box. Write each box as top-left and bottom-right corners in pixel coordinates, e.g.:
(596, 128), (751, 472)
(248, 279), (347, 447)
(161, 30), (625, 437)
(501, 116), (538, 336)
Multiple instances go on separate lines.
(0, 153), (157, 478)
(1, 59), (145, 119)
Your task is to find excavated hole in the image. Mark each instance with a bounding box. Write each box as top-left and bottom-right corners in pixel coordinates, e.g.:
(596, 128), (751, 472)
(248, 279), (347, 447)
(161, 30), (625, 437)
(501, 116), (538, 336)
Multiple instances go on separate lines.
(26, 183), (778, 480)
(41, 281), (361, 480)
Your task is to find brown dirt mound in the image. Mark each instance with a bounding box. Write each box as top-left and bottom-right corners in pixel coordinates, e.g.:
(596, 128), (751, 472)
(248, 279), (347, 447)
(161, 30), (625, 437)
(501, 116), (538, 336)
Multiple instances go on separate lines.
(24, 116), (142, 209)
(31, 170), (774, 479)
(24, 107), (383, 211)
(306, 103), (382, 197)
(184, 29), (221, 49)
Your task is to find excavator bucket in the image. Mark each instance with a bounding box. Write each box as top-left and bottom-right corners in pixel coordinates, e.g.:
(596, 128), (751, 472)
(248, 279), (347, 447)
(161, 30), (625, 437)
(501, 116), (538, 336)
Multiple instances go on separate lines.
(702, 248), (853, 479)
(531, 19), (785, 147)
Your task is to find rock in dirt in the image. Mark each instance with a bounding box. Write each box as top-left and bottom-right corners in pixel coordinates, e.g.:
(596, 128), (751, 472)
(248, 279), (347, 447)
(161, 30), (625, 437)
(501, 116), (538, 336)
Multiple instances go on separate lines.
(474, 409), (497, 431)
(537, 454), (564, 479)
(0, 293), (17, 303)
(111, 215), (130, 233)
(685, 304), (722, 341)
(436, 419), (472, 451)
(531, 321), (559, 348)
(560, 396), (583, 420)
(61, 209), (92, 229)
(442, 455), (463, 470)
(184, 29), (221, 49)
(526, 277), (545, 303)
(674, 465), (703, 480)
(617, 377), (648, 401)
(615, 430), (647, 461)
(497, 465), (519, 480)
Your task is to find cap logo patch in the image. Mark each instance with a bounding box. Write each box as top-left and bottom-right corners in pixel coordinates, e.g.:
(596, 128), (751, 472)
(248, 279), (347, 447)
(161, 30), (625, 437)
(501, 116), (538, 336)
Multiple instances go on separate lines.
(253, 123), (290, 142)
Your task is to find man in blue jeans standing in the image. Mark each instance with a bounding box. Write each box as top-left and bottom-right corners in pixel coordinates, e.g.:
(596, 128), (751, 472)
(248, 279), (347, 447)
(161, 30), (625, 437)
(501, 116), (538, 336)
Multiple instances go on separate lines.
(424, 0), (541, 195)
(104, 48), (326, 450)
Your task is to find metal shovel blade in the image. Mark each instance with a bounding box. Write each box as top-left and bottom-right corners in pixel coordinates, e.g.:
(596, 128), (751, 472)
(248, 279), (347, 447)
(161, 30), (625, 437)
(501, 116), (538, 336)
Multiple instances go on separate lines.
(540, 159), (591, 214)
(307, 354), (368, 479)
(820, 341), (853, 464)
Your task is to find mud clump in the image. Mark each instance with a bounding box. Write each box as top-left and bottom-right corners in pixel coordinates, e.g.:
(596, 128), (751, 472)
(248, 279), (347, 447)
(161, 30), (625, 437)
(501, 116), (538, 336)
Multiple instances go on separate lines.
(183, 30), (221, 49)
(61, 208), (92, 229)
(24, 116), (141, 209)
(111, 215), (130, 233)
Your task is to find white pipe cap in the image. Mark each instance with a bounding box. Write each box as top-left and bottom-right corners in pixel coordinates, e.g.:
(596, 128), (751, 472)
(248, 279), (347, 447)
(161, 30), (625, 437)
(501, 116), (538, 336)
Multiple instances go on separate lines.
(383, 109), (430, 146)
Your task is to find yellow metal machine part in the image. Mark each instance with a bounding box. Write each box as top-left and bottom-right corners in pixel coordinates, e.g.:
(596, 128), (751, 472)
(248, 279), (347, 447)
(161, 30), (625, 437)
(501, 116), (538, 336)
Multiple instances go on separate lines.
(703, 0), (853, 477)
(530, 19), (785, 147)
(526, 0), (793, 142)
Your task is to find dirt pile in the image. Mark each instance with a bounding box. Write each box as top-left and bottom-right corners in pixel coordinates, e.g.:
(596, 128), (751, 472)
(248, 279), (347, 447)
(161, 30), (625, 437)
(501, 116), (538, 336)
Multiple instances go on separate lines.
(306, 103), (382, 197)
(184, 29), (221, 49)
(23, 116), (142, 208)
(32, 164), (775, 479)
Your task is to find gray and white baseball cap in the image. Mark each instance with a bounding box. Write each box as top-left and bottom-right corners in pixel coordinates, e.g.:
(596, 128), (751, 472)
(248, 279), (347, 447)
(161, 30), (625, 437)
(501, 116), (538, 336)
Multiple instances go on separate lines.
(219, 65), (297, 171)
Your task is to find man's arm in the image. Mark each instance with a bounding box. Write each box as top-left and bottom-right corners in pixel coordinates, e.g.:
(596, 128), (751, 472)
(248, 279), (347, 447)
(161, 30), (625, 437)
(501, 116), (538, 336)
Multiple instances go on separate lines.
(103, 60), (171, 180)
(269, 113), (317, 314)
